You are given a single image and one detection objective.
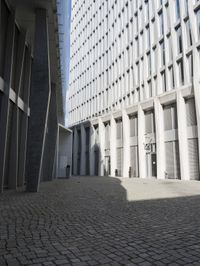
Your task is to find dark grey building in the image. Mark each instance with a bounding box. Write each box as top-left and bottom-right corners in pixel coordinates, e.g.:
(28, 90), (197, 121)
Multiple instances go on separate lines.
(0, 0), (72, 193)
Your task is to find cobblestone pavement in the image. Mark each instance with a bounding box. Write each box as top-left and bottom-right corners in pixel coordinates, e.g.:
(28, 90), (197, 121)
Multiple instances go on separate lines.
(1, 177), (200, 266)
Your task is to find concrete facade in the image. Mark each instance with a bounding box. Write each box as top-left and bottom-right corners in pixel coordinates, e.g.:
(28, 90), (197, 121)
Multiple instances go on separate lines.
(69, 0), (200, 180)
(0, 0), (72, 192)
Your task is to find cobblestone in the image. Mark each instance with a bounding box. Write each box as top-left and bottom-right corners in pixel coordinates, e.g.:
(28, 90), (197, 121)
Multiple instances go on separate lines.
(1, 176), (200, 265)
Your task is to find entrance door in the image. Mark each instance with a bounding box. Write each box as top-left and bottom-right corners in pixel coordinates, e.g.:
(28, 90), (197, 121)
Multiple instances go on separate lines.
(151, 153), (157, 177)
(104, 156), (111, 176)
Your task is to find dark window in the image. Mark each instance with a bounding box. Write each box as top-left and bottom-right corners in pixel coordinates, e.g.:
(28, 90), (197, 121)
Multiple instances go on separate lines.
(175, 0), (180, 20)
(11, 26), (20, 92)
(0, 1), (10, 78)
(177, 27), (182, 54)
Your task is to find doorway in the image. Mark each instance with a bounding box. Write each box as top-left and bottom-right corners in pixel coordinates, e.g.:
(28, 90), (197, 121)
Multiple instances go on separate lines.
(104, 156), (111, 176)
(151, 153), (157, 177)
(146, 152), (157, 178)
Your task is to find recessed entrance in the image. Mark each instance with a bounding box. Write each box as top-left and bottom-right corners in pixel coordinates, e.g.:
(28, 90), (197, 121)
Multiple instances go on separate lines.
(104, 156), (111, 176)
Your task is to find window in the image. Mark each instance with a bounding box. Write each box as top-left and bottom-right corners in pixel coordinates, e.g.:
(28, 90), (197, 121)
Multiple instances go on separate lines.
(187, 53), (193, 83)
(152, 48), (156, 74)
(160, 41), (165, 66)
(104, 123), (110, 149)
(136, 37), (139, 58)
(145, 110), (155, 134)
(165, 5), (170, 30)
(130, 115), (138, 137)
(197, 9), (200, 40)
(147, 53), (151, 76)
(161, 71), (166, 92)
(159, 11), (164, 36)
(85, 127), (90, 146)
(169, 66), (175, 89)
(184, 0), (189, 15)
(186, 98), (197, 126)
(148, 80), (152, 97)
(146, 27), (150, 50)
(178, 59), (184, 85)
(175, 0), (181, 20)
(177, 27), (182, 54)
(136, 62), (139, 85)
(140, 32), (144, 55)
(167, 35), (173, 62)
(116, 119), (123, 140)
(185, 19), (192, 47)
(0, 1), (9, 78)
(11, 26), (20, 92)
(163, 104), (178, 130)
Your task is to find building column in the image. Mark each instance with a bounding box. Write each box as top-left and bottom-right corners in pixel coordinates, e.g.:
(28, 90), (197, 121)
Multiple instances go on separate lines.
(26, 9), (51, 192)
(89, 123), (95, 176)
(193, 47), (200, 172)
(80, 123), (86, 175)
(110, 115), (117, 176)
(41, 83), (58, 181)
(98, 118), (105, 176)
(0, 10), (15, 192)
(122, 110), (130, 177)
(72, 127), (78, 175)
(177, 90), (190, 180)
(154, 98), (165, 179)
(138, 104), (146, 178)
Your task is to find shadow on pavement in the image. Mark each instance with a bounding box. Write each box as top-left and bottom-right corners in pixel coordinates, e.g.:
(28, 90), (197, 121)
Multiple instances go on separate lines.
(0, 176), (200, 265)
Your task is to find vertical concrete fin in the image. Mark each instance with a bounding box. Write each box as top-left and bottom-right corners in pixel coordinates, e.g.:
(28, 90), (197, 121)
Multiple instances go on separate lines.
(122, 110), (130, 177)
(110, 115), (117, 176)
(98, 118), (105, 176)
(0, 10), (15, 192)
(89, 123), (95, 176)
(138, 104), (146, 178)
(177, 91), (190, 180)
(26, 9), (51, 192)
(154, 98), (165, 180)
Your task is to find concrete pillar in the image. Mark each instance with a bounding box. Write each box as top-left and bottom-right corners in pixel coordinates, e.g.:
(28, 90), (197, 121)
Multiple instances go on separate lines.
(138, 104), (146, 178)
(80, 123), (86, 175)
(72, 127), (78, 175)
(177, 90), (190, 180)
(89, 123), (95, 176)
(41, 83), (58, 181)
(193, 47), (200, 173)
(0, 10), (15, 192)
(98, 118), (105, 176)
(122, 110), (130, 177)
(154, 98), (165, 180)
(26, 9), (51, 192)
(110, 115), (117, 176)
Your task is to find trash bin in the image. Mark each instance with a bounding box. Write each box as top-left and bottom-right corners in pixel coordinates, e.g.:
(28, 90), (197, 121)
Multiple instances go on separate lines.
(66, 165), (70, 178)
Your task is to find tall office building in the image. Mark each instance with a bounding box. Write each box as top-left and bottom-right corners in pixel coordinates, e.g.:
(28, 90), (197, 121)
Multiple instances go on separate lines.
(0, 0), (72, 193)
(68, 0), (200, 180)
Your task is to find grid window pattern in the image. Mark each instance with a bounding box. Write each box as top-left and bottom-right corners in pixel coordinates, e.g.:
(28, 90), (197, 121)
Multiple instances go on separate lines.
(69, 0), (200, 126)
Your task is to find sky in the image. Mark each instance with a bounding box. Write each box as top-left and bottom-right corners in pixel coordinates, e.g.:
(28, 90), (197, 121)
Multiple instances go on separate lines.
(57, 0), (72, 125)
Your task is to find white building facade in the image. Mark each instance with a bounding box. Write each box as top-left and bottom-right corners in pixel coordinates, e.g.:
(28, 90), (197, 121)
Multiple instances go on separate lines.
(68, 0), (200, 180)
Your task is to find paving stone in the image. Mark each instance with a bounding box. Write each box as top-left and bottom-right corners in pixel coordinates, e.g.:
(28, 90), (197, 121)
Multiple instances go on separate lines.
(0, 177), (200, 266)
